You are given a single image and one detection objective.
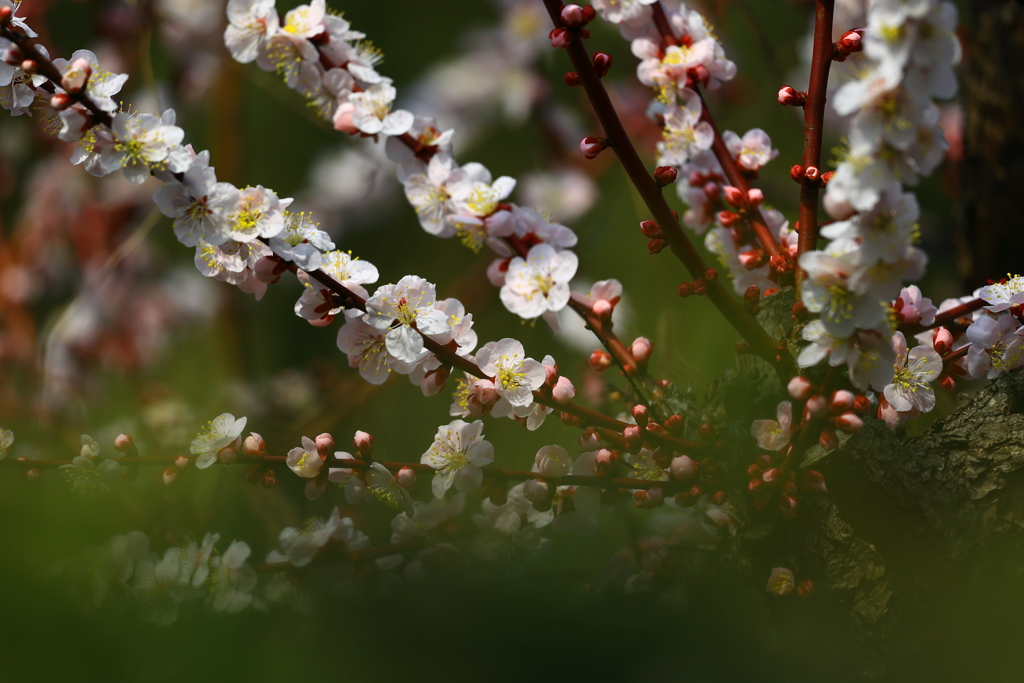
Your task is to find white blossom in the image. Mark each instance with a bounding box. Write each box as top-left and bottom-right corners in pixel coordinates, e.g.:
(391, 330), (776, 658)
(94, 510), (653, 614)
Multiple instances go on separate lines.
(500, 243), (578, 319)
(421, 419), (494, 498)
(190, 413), (247, 469)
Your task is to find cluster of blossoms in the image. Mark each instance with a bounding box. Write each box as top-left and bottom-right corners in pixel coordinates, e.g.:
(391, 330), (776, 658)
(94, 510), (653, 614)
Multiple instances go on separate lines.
(797, 1), (990, 430)
(591, 0), (788, 296)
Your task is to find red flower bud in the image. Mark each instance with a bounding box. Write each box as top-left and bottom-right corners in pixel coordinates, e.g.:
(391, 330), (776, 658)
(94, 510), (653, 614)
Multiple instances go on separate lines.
(589, 349), (612, 371)
(818, 425), (839, 451)
(579, 136), (608, 159)
(717, 210), (741, 227)
(933, 327), (953, 355)
(778, 494), (799, 519)
(549, 27), (572, 48)
(563, 71), (581, 87)
(691, 278), (707, 295)
(777, 86), (807, 106)
(939, 373), (958, 393)
(704, 268), (719, 282)
(800, 470), (827, 494)
(853, 394), (871, 414)
(665, 414), (684, 434)
(654, 165), (678, 187)
(790, 164), (805, 182)
(648, 238), (668, 254)
(678, 282), (693, 298)
(592, 51), (612, 77)
(639, 219), (662, 237)
(698, 422), (715, 440)
(261, 470), (277, 488)
(804, 165), (820, 182)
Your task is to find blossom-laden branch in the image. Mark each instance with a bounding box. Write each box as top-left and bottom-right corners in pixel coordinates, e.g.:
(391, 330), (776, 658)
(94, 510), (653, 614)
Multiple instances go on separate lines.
(541, 0), (795, 378)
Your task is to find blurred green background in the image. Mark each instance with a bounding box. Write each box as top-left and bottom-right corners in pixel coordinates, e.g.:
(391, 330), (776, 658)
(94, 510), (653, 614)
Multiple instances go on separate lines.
(0, 1), (992, 681)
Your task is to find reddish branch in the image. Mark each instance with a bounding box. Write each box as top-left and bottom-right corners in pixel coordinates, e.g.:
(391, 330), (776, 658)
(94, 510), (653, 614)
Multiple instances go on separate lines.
(796, 0), (836, 262)
(901, 298), (986, 335)
(540, 0), (795, 377)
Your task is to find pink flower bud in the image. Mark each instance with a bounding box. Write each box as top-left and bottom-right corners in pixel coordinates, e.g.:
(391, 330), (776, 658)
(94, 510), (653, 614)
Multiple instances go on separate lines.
(561, 3), (584, 26)
(467, 379), (499, 415)
(736, 252), (759, 270)
(835, 412), (863, 433)
(654, 165), (678, 187)
(830, 389), (855, 414)
(422, 366), (449, 397)
(762, 467), (785, 485)
(579, 136), (608, 159)
(933, 328), (953, 355)
(114, 434), (137, 456)
(549, 27), (572, 48)
(163, 467), (178, 486)
(315, 433), (335, 458)
(61, 57), (92, 93)
(777, 86), (806, 106)
(595, 448), (618, 470)
(670, 455), (697, 482)
(787, 376), (813, 401)
(631, 404), (649, 429)
(722, 185), (744, 206)
(747, 188), (764, 206)
(20, 59), (37, 74)
(50, 93), (72, 110)
(254, 256), (285, 284)
(818, 426), (838, 450)
(645, 486), (665, 506)
(396, 467), (417, 488)
(591, 298), (614, 321)
(589, 350), (612, 371)
(524, 478), (552, 504)
(579, 428), (601, 450)
(623, 425), (643, 446)
(804, 166), (820, 182)
(353, 430), (374, 458)
(218, 446), (238, 466)
(631, 337), (653, 364)
(777, 494), (799, 519)
(592, 51), (612, 77)
(243, 433), (265, 456)
(175, 455), (190, 468)
(805, 394), (829, 419)
(552, 376), (576, 404)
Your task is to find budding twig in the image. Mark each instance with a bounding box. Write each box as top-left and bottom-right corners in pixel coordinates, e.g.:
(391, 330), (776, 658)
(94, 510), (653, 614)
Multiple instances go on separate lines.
(541, 0), (796, 378)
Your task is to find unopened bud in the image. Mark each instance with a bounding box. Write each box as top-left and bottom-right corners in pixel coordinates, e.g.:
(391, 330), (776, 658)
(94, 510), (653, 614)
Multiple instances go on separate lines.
(563, 71), (581, 87)
(805, 394), (828, 419)
(579, 136), (608, 159)
(218, 446), (238, 466)
(646, 486), (665, 506)
(163, 467), (178, 486)
(818, 425), (839, 450)
(549, 27), (572, 48)
(665, 414), (684, 434)
(697, 422), (715, 440)
(722, 185), (744, 206)
(853, 394), (871, 414)
(561, 3), (585, 26)
(939, 373), (958, 393)
(654, 165), (678, 187)
(691, 278), (707, 295)
(804, 166), (820, 182)
(254, 255), (285, 284)
(777, 85), (807, 106)
(524, 478), (553, 505)
(592, 298), (613, 320)
(747, 188), (764, 206)
(787, 376), (813, 401)
(580, 5), (596, 22)
(175, 455), (190, 468)
(738, 251), (763, 271)
(114, 434), (138, 456)
(353, 430), (374, 458)
(61, 57), (92, 93)
(933, 328), (953, 355)
(552, 376), (576, 404)
(647, 238), (668, 254)
(834, 29), (864, 60)
(670, 455), (697, 482)
(560, 411), (582, 427)
(396, 467), (417, 488)
(631, 404), (649, 428)
(790, 164), (805, 182)
(49, 93), (72, 110)
(704, 268), (719, 282)
(631, 337), (653, 364)
(778, 494), (799, 519)
(589, 349), (613, 371)
(717, 210), (740, 227)
(20, 59), (37, 74)
(830, 389), (855, 414)
(0, 6), (12, 25)
(678, 281), (693, 298)
(579, 428), (601, 450)
(313, 433), (334, 458)
(688, 64), (709, 86)
(622, 424), (643, 445)
(261, 470), (277, 488)
(639, 219), (661, 238)
(592, 51), (612, 77)
(835, 411), (863, 433)
(243, 433), (266, 456)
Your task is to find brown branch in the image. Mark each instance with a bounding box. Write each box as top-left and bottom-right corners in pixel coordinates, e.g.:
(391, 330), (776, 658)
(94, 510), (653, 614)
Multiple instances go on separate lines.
(541, 0), (795, 378)
(796, 0), (836, 269)
(901, 298), (985, 335)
